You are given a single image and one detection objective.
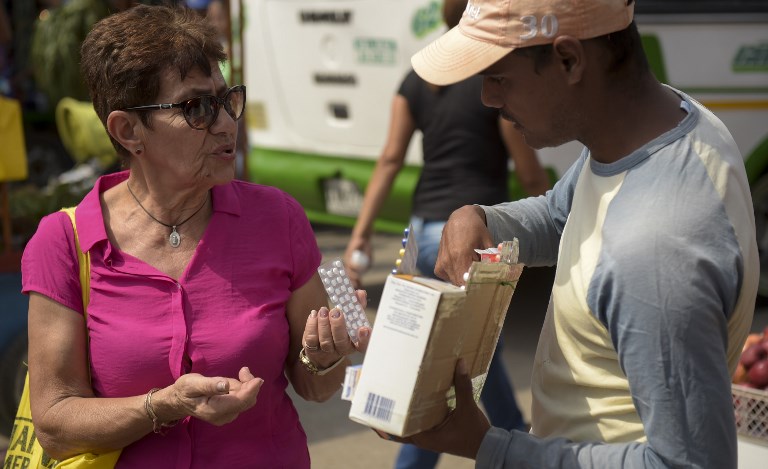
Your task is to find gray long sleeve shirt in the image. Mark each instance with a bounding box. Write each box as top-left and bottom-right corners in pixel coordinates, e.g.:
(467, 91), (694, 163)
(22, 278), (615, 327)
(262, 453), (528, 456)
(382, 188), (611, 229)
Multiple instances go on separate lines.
(475, 90), (758, 468)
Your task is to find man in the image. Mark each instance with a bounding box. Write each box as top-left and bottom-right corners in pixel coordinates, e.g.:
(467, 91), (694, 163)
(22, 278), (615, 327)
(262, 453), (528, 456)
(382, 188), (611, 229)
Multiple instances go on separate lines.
(390, 0), (759, 467)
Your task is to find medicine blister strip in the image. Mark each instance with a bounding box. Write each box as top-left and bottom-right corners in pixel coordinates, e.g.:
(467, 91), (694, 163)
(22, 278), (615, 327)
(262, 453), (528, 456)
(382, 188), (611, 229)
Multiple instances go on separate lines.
(392, 224), (418, 275)
(473, 239), (520, 264)
(317, 258), (371, 343)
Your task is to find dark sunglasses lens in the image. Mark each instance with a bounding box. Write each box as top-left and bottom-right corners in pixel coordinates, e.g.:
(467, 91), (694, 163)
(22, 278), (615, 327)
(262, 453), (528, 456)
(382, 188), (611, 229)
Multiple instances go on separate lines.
(184, 96), (218, 129)
(225, 88), (245, 121)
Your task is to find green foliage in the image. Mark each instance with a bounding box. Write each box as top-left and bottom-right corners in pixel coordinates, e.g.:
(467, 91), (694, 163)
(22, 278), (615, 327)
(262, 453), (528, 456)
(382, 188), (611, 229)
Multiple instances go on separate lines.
(29, 0), (111, 107)
(6, 181), (91, 251)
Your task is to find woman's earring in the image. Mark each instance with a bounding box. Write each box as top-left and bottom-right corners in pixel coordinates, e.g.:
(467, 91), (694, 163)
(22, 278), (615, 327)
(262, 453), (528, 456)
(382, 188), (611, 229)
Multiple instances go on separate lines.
(135, 147), (143, 155)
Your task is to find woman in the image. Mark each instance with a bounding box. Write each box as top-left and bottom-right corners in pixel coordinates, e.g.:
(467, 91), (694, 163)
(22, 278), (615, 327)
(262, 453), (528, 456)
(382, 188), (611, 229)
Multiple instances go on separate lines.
(22, 5), (368, 467)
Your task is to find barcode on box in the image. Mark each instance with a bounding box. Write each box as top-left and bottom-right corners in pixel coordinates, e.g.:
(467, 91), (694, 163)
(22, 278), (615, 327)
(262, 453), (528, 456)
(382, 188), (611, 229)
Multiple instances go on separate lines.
(363, 392), (395, 422)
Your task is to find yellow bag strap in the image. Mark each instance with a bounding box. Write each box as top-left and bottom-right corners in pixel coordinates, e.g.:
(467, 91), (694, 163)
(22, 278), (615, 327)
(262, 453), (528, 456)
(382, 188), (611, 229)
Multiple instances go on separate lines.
(60, 207), (90, 311)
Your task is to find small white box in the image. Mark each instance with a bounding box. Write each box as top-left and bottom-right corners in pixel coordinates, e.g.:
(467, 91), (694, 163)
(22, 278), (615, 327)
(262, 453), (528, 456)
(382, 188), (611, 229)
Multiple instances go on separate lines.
(349, 261), (523, 437)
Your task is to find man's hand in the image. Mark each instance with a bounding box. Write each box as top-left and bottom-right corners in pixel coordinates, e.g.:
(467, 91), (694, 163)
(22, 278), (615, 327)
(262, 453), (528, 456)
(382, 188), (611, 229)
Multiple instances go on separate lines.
(434, 205), (494, 285)
(380, 359), (492, 459)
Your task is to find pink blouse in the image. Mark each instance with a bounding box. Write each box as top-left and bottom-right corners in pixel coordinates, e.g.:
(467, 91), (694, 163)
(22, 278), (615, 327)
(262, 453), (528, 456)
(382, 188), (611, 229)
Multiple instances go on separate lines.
(22, 171), (322, 468)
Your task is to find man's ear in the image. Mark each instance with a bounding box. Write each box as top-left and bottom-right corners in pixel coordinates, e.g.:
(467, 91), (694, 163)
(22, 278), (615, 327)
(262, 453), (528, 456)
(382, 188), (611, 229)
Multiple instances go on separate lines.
(106, 110), (143, 153)
(551, 36), (585, 84)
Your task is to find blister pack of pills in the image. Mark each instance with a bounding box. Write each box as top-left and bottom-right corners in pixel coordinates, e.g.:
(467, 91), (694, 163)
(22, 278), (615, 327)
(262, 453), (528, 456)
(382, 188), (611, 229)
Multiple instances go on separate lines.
(473, 239), (519, 264)
(318, 258), (371, 343)
(341, 364), (362, 401)
(392, 224), (418, 275)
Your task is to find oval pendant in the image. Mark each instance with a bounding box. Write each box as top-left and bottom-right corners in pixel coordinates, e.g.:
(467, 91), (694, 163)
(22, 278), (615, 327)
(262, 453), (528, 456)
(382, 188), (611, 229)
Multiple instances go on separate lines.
(169, 230), (181, 248)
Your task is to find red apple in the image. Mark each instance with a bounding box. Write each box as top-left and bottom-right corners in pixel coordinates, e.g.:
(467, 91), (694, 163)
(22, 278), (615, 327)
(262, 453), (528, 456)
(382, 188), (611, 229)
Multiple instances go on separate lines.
(743, 333), (763, 352)
(747, 359), (768, 388)
(740, 343), (768, 369)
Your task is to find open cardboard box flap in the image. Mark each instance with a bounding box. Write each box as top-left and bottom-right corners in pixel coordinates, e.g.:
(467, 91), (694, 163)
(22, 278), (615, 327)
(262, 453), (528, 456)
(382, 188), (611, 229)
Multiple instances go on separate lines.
(349, 259), (524, 437)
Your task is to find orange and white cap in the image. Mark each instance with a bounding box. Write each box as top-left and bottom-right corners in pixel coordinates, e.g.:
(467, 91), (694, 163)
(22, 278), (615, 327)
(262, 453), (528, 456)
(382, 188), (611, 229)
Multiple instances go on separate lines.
(412, 0), (635, 85)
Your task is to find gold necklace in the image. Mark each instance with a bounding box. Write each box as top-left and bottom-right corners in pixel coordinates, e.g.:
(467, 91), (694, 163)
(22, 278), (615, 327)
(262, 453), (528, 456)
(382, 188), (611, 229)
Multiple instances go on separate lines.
(127, 183), (208, 248)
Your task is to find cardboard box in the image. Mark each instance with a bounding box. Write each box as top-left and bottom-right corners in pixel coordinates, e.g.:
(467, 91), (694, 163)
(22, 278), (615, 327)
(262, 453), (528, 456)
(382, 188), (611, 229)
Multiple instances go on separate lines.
(348, 261), (524, 437)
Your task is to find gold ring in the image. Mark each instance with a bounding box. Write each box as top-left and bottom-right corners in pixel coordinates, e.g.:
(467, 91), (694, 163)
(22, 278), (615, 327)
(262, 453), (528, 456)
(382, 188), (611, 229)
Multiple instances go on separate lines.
(304, 343), (320, 352)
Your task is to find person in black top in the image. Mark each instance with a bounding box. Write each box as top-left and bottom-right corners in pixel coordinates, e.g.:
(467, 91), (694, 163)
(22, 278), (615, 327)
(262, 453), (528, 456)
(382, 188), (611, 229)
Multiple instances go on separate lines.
(343, 2), (550, 468)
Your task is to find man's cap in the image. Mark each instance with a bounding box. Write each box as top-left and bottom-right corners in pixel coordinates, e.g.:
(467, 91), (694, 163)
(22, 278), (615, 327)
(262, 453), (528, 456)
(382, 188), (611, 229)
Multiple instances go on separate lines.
(412, 0), (635, 86)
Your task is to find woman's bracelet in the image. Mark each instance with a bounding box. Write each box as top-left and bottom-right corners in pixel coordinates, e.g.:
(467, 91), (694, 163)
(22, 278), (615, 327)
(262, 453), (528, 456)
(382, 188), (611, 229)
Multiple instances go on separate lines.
(144, 387), (180, 435)
(299, 348), (347, 376)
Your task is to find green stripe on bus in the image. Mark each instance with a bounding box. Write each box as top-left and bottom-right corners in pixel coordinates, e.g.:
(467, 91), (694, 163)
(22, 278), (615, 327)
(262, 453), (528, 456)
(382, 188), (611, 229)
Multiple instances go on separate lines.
(248, 147), (555, 232)
(248, 147), (416, 232)
(745, 137), (768, 184)
(642, 34), (668, 83)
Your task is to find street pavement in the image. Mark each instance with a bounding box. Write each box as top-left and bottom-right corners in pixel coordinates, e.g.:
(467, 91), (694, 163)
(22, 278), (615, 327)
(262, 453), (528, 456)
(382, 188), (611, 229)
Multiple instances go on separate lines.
(3, 224), (767, 468)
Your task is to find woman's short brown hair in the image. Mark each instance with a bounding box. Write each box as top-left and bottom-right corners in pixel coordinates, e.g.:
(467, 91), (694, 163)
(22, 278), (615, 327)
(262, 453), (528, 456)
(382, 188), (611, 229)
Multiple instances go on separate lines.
(80, 4), (226, 154)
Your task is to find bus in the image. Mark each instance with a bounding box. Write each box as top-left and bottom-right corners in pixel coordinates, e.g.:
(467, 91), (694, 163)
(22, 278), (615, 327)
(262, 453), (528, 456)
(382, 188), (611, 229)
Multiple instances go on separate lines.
(232, 0), (768, 290)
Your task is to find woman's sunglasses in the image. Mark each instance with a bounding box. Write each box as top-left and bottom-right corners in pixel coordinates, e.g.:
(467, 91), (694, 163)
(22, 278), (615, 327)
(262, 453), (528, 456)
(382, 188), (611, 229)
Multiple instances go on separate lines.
(123, 85), (246, 130)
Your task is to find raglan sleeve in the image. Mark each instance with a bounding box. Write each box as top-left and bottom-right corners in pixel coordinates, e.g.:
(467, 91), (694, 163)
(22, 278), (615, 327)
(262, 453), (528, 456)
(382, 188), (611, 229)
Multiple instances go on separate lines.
(482, 151), (586, 266)
(476, 154), (744, 468)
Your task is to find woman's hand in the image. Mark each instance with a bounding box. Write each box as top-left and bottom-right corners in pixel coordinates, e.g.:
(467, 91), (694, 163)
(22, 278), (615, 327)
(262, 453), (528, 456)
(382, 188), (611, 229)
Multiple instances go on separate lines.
(161, 367), (263, 426)
(286, 274), (369, 401)
(302, 289), (371, 368)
